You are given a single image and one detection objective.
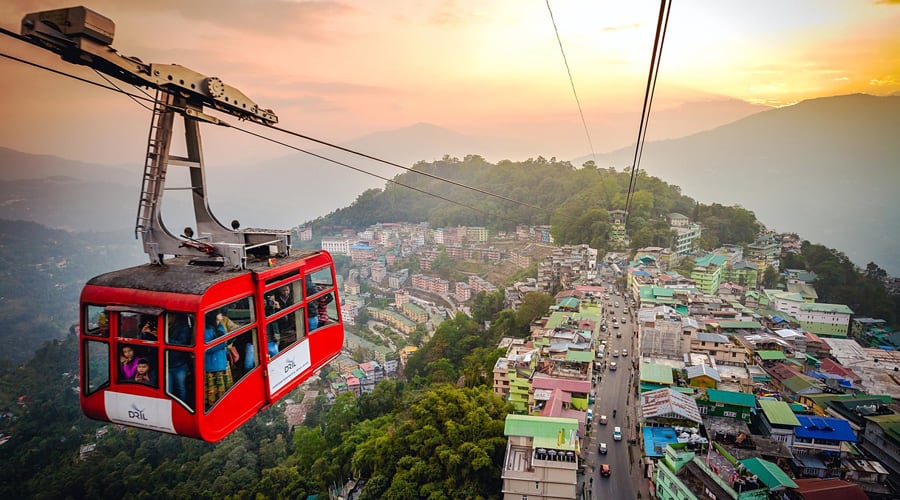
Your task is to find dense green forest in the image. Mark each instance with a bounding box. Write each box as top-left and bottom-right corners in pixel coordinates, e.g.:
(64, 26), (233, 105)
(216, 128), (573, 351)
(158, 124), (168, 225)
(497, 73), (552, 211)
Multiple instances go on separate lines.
(0, 312), (524, 499)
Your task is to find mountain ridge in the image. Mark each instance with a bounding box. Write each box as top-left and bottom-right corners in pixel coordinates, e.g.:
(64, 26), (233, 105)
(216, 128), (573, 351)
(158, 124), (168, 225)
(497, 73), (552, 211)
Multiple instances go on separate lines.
(1, 93), (897, 274)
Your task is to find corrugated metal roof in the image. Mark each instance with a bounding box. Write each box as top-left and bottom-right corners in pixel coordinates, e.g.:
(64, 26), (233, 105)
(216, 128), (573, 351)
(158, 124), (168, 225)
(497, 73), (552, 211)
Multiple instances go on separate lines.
(686, 364), (721, 382)
(696, 332), (729, 343)
(640, 388), (701, 423)
(795, 415), (857, 442)
(503, 414), (580, 451)
(640, 363), (675, 385)
(758, 399), (801, 427)
(739, 457), (798, 490)
(706, 389), (757, 408)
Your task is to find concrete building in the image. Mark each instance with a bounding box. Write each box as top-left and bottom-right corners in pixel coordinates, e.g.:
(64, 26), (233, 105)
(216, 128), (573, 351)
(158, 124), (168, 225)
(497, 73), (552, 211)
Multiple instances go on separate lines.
(796, 303), (854, 337)
(321, 236), (351, 255)
(501, 415), (580, 500)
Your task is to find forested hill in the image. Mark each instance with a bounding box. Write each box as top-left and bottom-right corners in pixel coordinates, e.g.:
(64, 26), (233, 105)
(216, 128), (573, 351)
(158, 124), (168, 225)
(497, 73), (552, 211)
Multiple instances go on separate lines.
(0, 220), (144, 366)
(309, 155), (755, 251)
(311, 155), (767, 254)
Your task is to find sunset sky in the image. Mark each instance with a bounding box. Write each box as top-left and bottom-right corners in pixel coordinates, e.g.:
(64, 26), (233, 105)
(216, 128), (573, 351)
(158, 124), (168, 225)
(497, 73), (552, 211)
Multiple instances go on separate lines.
(1, 0), (898, 166)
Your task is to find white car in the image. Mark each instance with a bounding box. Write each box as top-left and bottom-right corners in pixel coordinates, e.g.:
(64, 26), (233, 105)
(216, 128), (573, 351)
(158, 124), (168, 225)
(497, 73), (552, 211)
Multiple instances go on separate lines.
(622, 348), (628, 357)
(613, 427), (622, 441)
(599, 415), (608, 425)
(613, 350), (619, 357)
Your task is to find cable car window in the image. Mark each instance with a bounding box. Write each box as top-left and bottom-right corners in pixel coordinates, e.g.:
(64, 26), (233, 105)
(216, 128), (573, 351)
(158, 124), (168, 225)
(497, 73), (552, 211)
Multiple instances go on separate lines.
(315, 293), (339, 327)
(84, 340), (109, 395)
(166, 348), (195, 412)
(166, 312), (194, 347)
(219, 296), (255, 331)
(84, 305), (109, 337)
(138, 314), (160, 342)
(117, 343), (157, 384)
(203, 310), (231, 410)
(229, 328), (261, 383)
(271, 309), (306, 353)
(307, 267), (335, 298)
(118, 311), (142, 339)
(264, 283), (298, 318)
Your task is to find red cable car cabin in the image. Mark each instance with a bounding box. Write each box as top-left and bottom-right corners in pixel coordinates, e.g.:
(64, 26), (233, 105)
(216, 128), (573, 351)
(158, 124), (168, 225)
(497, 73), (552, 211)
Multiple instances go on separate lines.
(79, 250), (343, 442)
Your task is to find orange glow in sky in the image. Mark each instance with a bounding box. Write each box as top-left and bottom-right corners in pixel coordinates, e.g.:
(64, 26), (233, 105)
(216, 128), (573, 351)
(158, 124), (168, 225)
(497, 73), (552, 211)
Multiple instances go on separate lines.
(1, 0), (898, 164)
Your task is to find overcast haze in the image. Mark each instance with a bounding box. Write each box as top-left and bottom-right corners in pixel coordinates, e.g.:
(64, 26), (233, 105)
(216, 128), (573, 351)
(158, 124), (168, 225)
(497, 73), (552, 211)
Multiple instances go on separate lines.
(1, 0), (899, 168)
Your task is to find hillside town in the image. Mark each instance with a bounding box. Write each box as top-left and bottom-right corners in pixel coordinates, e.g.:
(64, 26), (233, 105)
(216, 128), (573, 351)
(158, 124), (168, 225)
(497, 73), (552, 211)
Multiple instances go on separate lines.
(303, 212), (899, 499)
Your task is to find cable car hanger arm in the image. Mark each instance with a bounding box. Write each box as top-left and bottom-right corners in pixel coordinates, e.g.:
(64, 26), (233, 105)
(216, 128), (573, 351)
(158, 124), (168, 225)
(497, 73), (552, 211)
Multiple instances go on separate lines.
(18, 6), (277, 126)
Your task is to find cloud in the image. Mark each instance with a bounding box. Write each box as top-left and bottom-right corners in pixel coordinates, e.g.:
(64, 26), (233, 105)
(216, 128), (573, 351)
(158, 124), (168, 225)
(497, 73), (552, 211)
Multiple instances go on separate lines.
(600, 23), (640, 32)
(869, 76), (898, 86)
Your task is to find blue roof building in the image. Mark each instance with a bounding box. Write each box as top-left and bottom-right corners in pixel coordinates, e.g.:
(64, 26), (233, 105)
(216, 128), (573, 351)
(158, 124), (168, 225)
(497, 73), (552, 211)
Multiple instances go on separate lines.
(792, 415), (856, 459)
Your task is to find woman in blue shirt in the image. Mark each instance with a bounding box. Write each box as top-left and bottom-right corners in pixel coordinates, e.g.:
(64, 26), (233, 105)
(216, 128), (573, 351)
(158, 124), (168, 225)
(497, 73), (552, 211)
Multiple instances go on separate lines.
(204, 310), (231, 408)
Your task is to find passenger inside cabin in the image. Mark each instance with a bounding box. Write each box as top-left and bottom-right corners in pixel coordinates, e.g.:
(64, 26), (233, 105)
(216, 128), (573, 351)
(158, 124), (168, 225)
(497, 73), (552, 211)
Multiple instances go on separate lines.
(305, 275), (319, 331)
(204, 310), (231, 408)
(276, 285), (293, 308)
(133, 358), (156, 386)
(119, 345), (139, 380)
(140, 316), (158, 341)
(316, 290), (333, 327)
(166, 312), (194, 409)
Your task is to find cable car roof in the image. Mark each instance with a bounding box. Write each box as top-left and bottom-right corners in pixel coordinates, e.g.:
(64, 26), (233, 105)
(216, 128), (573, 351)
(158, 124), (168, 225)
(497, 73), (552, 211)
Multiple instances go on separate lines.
(87, 252), (320, 295)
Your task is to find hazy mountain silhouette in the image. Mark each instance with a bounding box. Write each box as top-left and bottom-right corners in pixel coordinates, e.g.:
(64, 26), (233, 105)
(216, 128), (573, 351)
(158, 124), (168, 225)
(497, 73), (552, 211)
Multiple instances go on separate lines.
(2, 94), (897, 274)
(582, 93), (900, 275)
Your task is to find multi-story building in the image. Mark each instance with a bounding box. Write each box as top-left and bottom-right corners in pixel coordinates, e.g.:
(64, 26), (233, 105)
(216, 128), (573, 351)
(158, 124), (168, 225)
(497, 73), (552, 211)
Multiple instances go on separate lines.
(387, 268), (409, 289)
(690, 332), (749, 366)
(321, 236), (351, 255)
(401, 302), (427, 323)
(501, 415), (580, 500)
(466, 226), (489, 242)
(368, 307), (416, 334)
(690, 254), (727, 295)
(861, 414), (900, 479)
(792, 415), (857, 459)
(454, 282), (473, 302)
(796, 303), (853, 337)
(469, 275), (498, 294)
(349, 243), (375, 262)
(293, 226), (313, 241)
(723, 261), (759, 288)
(757, 399), (801, 447)
(370, 262), (387, 283)
(747, 235), (780, 269)
(668, 212), (690, 228)
(609, 209), (627, 244)
(508, 248), (533, 268)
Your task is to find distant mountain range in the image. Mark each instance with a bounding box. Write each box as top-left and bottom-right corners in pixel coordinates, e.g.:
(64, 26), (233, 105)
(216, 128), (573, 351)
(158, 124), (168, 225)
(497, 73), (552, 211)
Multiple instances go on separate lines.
(581, 93), (900, 277)
(1, 93), (898, 275)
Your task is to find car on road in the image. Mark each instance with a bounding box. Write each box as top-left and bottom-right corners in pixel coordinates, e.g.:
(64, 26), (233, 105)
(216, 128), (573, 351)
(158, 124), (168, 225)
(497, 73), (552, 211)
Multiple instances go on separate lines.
(599, 442), (608, 454)
(587, 408), (593, 424)
(622, 348), (628, 356)
(599, 414), (608, 425)
(613, 349), (619, 357)
(621, 317), (626, 324)
(600, 463), (611, 476)
(613, 427), (622, 441)
(616, 331), (622, 338)
(610, 362), (617, 370)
